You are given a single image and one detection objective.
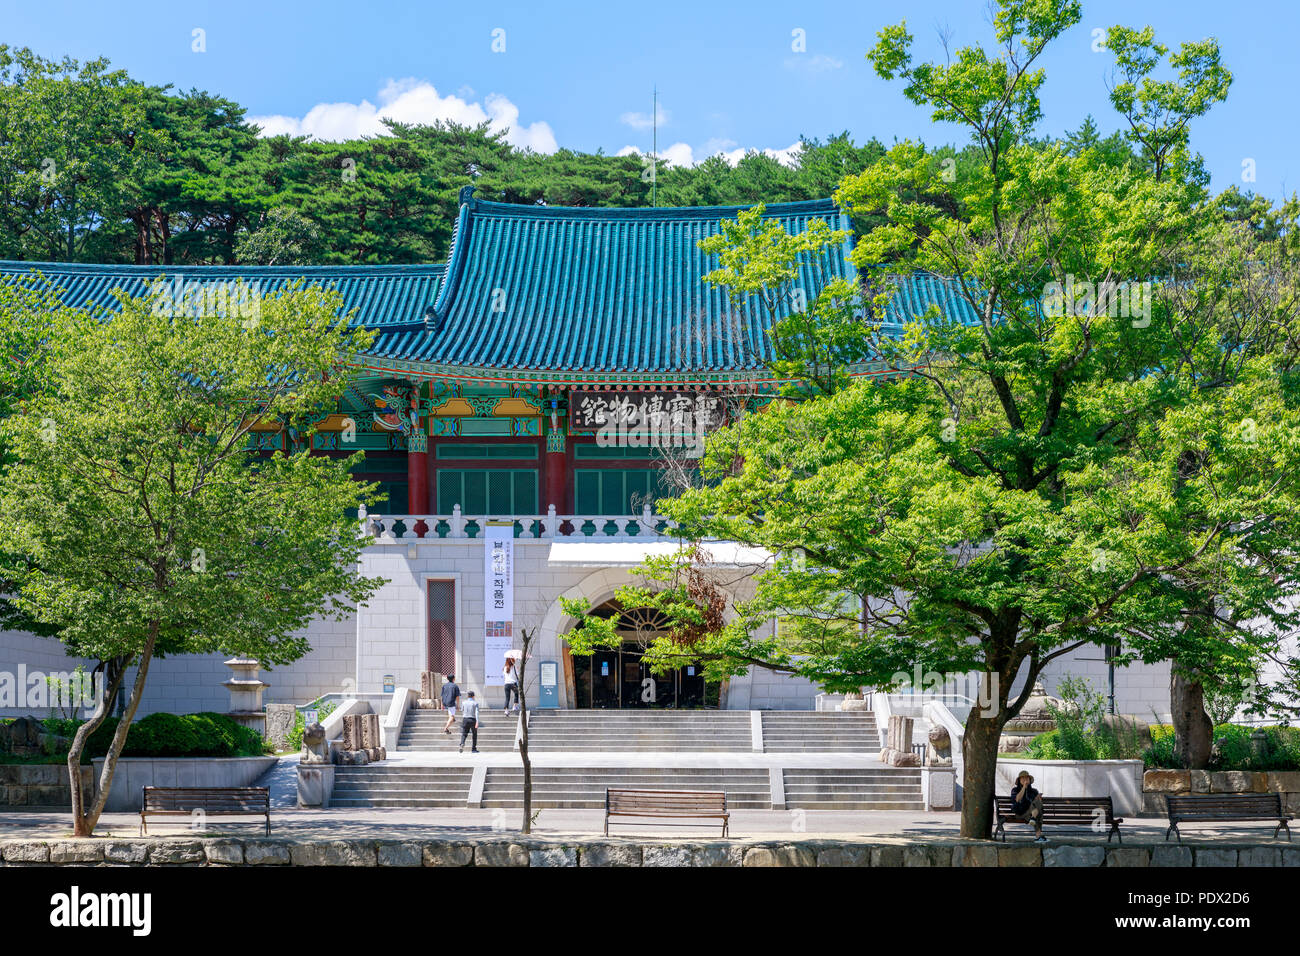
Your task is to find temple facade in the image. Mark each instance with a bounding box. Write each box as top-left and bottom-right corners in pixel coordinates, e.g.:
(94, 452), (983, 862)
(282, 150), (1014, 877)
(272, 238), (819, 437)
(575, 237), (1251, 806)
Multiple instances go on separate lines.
(0, 191), (1173, 717)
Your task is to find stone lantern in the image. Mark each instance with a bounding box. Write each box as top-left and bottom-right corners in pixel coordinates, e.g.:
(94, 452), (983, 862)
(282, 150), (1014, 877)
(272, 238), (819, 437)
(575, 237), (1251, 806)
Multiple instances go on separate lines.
(224, 658), (269, 735)
(998, 682), (1068, 753)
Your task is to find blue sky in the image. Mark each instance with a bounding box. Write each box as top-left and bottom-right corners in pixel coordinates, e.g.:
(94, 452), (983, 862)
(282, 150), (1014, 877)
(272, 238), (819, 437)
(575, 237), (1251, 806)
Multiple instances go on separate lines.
(4, 0), (1295, 198)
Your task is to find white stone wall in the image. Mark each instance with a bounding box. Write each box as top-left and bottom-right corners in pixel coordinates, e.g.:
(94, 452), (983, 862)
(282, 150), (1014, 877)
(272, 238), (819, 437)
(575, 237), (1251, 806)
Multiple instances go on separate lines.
(0, 613), (356, 719)
(1017, 647), (1173, 722)
(2, 537), (1188, 718)
(357, 539), (636, 708)
(720, 621), (826, 710)
(0, 628), (96, 718)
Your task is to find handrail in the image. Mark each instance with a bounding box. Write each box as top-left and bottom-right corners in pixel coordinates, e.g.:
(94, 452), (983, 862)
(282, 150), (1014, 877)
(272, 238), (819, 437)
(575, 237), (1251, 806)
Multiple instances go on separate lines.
(382, 686), (418, 751)
(870, 691), (892, 750)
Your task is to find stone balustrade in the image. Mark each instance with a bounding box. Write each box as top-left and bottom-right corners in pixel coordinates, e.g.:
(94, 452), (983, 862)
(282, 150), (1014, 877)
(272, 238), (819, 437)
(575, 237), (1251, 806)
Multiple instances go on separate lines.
(358, 503), (676, 542)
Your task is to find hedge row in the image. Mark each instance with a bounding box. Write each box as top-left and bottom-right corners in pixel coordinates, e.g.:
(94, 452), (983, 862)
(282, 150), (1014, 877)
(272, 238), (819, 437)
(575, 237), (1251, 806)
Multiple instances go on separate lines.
(43, 712), (268, 758)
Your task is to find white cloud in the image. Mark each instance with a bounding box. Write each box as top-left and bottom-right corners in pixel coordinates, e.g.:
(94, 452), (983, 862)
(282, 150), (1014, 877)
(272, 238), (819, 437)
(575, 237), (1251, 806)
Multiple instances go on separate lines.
(699, 137), (738, 156)
(784, 53), (844, 73)
(620, 104), (671, 131)
(249, 79), (558, 153)
(620, 140), (804, 169)
(618, 142), (695, 167)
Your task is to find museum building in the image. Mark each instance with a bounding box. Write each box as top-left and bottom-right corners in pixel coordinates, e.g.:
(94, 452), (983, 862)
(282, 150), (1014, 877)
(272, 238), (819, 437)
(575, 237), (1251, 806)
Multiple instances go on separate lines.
(0, 190), (1172, 717)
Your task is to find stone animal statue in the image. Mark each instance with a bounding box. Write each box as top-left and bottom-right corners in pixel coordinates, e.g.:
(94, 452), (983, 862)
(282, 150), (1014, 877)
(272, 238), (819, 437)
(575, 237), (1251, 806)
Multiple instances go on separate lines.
(300, 722), (330, 764)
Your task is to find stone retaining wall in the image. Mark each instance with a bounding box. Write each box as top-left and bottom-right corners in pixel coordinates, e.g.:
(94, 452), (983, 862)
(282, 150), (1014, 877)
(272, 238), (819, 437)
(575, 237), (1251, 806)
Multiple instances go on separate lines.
(998, 759), (1144, 816)
(1, 836), (1296, 867)
(0, 765), (93, 808)
(90, 756), (280, 812)
(1143, 770), (1300, 815)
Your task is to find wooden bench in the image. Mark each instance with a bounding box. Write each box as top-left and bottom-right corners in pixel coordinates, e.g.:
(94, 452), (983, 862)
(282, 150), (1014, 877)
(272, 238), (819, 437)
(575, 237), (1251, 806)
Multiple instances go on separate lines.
(140, 786), (271, 837)
(994, 795), (1124, 843)
(604, 788), (729, 837)
(1165, 793), (1292, 842)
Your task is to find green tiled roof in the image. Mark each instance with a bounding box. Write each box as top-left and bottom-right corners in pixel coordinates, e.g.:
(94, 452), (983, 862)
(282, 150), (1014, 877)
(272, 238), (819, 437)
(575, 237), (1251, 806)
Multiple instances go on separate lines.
(371, 190), (857, 377)
(0, 193), (983, 385)
(0, 260), (445, 328)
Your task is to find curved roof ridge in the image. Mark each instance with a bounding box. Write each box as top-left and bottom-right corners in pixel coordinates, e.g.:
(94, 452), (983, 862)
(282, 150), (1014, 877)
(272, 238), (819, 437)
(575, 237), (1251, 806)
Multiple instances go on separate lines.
(467, 194), (843, 222)
(0, 260), (446, 276)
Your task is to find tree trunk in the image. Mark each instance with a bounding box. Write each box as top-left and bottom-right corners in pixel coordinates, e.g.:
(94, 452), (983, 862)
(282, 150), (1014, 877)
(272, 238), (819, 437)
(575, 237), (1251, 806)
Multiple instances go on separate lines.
(518, 649), (532, 834)
(1171, 669), (1214, 769)
(959, 705), (1007, 839)
(70, 627), (158, 836)
(132, 213), (148, 265)
(157, 209), (171, 266)
(66, 658), (126, 832)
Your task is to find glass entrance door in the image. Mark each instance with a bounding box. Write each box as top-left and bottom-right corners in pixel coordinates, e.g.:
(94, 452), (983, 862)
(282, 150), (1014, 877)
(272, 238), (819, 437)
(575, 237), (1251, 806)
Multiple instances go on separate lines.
(572, 643), (709, 708)
(632, 652), (677, 708)
(590, 650), (619, 708)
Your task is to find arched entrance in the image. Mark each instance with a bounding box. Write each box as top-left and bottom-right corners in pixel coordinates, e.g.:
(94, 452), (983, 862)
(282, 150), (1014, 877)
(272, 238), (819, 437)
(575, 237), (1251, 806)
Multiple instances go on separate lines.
(568, 601), (719, 709)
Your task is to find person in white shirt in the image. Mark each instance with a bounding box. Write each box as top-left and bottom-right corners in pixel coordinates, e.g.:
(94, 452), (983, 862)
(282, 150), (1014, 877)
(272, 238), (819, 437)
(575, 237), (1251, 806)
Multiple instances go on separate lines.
(459, 691), (481, 753)
(503, 658), (519, 714)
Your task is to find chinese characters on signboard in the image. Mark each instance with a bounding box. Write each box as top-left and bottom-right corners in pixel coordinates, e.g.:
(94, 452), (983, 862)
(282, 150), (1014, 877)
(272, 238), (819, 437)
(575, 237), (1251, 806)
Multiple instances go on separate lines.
(570, 391), (726, 457)
(569, 392), (725, 432)
(483, 522), (513, 685)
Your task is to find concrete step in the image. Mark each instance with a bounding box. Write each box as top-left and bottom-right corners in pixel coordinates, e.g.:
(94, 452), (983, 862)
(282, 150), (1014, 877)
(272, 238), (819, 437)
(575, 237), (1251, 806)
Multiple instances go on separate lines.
(481, 767), (773, 809)
(397, 721), (519, 752)
(329, 798), (469, 808)
(781, 769), (924, 810)
(328, 765), (474, 808)
(525, 712), (755, 753)
(761, 712), (880, 753)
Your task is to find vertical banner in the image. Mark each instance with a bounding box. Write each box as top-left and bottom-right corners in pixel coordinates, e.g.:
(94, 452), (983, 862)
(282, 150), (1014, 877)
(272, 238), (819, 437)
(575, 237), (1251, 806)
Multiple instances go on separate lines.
(484, 521), (514, 685)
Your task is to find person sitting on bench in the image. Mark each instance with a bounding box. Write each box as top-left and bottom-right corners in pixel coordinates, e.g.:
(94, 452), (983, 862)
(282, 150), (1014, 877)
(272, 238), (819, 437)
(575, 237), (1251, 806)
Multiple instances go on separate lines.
(1010, 771), (1047, 843)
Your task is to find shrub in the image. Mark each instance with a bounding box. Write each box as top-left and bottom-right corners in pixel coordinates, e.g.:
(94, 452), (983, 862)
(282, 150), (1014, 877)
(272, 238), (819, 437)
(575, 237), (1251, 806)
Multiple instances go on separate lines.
(1019, 675), (1147, 761)
(82, 712), (268, 758)
(286, 710), (306, 752)
(41, 717), (80, 739)
(1144, 724), (1177, 768)
(1142, 723), (1300, 771)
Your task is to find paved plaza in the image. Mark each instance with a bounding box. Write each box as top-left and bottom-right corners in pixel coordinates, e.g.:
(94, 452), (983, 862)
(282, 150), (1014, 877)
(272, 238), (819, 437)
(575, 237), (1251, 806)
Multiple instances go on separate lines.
(3, 805), (1292, 846)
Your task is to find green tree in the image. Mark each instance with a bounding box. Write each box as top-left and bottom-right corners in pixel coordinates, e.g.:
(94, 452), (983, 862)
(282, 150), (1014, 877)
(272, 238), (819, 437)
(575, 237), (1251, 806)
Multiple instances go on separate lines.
(0, 46), (162, 261)
(567, 0), (1300, 840)
(0, 278), (66, 638)
(235, 205), (323, 265)
(0, 281), (385, 835)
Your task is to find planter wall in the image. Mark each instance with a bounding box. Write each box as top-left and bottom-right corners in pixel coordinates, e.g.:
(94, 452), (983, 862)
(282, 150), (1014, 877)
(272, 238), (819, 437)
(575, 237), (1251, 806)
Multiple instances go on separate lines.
(996, 758), (1145, 817)
(0, 764), (94, 809)
(1142, 769), (1300, 815)
(89, 756), (279, 812)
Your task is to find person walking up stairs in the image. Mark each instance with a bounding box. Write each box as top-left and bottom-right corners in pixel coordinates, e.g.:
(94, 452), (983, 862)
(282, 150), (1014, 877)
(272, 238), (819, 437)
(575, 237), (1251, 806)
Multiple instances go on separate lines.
(459, 691), (481, 753)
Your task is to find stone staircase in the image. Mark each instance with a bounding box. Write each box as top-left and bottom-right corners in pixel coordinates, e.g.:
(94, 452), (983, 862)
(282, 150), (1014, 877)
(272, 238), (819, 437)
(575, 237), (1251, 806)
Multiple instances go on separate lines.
(782, 768), (925, 810)
(761, 712), (879, 752)
(395, 709), (881, 753)
(329, 766), (473, 808)
(524, 709), (754, 751)
(396, 709), (519, 752)
(480, 767), (773, 809)
(330, 708), (927, 810)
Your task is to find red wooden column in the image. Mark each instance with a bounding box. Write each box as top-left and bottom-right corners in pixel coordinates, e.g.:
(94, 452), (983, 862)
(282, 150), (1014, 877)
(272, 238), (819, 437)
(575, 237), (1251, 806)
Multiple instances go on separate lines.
(406, 381), (430, 520)
(544, 388), (569, 512)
